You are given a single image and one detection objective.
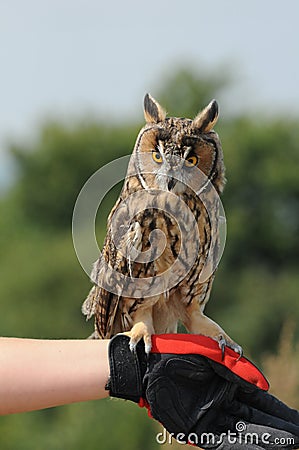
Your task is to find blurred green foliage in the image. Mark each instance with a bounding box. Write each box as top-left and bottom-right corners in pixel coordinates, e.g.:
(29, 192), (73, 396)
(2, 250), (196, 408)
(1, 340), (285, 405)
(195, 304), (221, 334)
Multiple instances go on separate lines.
(0, 66), (298, 449)
(155, 63), (231, 118)
(9, 121), (138, 230)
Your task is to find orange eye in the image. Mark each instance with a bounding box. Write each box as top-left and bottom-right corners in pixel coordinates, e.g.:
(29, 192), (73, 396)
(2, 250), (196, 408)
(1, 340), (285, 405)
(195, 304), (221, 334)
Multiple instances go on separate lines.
(152, 151), (163, 164)
(184, 155), (198, 167)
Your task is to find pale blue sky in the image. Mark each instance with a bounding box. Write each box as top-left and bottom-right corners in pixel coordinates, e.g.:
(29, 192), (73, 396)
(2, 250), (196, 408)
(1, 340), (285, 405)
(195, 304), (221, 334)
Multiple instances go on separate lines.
(0, 0), (298, 187)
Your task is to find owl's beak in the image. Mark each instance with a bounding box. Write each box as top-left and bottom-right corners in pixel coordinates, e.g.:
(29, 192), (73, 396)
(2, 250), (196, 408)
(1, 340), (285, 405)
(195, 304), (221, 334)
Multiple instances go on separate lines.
(167, 177), (177, 190)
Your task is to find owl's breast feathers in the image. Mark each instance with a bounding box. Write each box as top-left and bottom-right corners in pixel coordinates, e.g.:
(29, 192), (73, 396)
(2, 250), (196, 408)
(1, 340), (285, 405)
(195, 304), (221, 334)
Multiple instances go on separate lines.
(101, 185), (215, 280)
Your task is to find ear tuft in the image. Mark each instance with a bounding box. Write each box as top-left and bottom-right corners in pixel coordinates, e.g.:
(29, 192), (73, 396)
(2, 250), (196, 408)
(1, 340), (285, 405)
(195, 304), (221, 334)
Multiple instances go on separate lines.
(193, 100), (219, 132)
(144, 94), (166, 124)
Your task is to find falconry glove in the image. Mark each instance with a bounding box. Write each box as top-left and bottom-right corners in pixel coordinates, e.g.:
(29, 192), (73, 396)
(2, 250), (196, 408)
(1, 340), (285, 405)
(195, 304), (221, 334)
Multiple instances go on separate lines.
(106, 334), (299, 449)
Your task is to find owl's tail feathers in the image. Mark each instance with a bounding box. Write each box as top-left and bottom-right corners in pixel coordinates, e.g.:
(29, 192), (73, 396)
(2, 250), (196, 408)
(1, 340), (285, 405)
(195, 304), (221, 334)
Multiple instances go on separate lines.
(82, 285), (97, 320)
(82, 286), (104, 340)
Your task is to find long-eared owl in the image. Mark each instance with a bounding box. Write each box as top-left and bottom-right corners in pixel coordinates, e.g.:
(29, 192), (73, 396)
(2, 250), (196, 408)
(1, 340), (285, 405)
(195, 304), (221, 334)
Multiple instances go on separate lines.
(82, 94), (242, 357)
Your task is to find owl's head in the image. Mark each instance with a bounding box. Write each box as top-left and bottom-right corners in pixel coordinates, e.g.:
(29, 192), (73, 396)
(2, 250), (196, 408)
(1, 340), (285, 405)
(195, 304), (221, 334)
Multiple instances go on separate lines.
(131, 94), (225, 195)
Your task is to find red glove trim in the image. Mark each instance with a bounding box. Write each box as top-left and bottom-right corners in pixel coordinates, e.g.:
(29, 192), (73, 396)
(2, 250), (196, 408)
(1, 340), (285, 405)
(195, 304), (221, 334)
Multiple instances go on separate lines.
(150, 334), (269, 391)
(138, 397), (153, 418)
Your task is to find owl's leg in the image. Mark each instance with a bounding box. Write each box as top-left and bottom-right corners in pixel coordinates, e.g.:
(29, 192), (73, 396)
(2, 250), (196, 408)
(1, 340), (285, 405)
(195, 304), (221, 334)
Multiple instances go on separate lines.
(123, 307), (154, 354)
(184, 302), (243, 360)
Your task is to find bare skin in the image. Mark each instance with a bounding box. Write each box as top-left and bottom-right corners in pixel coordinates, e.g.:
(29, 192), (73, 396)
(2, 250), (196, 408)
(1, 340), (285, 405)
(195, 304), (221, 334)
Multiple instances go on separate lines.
(0, 337), (110, 415)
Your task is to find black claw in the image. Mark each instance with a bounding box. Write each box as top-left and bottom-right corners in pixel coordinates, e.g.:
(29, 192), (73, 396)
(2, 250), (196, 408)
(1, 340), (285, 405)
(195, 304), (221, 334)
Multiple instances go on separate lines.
(218, 335), (243, 361)
(221, 345), (225, 361)
(236, 347), (243, 361)
(218, 335), (226, 361)
(229, 344), (243, 361)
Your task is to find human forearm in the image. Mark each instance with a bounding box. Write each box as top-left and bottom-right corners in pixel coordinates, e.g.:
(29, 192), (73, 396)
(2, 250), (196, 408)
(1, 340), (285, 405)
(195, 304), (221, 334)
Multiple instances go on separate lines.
(0, 337), (109, 415)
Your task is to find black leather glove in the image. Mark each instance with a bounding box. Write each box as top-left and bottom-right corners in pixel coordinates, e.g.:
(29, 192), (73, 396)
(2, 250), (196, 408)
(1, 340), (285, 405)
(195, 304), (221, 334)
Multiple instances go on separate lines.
(106, 333), (299, 449)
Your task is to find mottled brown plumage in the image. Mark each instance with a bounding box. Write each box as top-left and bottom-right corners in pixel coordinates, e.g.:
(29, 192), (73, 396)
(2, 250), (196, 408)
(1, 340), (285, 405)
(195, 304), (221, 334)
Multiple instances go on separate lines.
(82, 94), (242, 356)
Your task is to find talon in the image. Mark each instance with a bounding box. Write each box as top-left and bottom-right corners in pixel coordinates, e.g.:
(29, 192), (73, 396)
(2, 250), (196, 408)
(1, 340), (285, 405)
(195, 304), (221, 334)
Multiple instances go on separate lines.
(218, 335), (226, 361)
(234, 345), (243, 361)
(129, 339), (137, 353)
(216, 334), (243, 361)
(144, 341), (152, 355)
(227, 341), (243, 361)
(123, 325), (152, 355)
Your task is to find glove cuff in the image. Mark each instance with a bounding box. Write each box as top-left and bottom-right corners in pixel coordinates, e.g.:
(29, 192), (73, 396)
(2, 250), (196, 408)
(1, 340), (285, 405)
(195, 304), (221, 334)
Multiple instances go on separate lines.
(106, 334), (147, 402)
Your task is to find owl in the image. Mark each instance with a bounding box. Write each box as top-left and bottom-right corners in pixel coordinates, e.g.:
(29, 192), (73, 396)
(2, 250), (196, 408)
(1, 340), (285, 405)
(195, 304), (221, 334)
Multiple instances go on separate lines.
(82, 94), (242, 358)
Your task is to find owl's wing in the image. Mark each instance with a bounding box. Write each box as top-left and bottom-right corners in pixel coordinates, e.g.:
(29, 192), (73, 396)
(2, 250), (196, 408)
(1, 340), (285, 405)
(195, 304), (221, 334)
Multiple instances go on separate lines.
(82, 218), (143, 339)
(82, 283), (120, 339)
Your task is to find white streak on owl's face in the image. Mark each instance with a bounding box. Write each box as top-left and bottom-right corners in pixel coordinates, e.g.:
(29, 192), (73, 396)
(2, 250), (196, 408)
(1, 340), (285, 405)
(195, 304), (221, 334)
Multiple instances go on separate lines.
(154, 140), (194, 193)
(133, 119), (224, 196)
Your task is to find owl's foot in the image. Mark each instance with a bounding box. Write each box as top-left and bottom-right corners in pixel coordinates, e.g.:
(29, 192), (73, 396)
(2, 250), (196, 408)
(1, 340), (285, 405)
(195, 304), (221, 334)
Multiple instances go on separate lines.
(123, 322), (153, 354)
(185, 309), (243, 361)
(217, 333), (243, 361)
